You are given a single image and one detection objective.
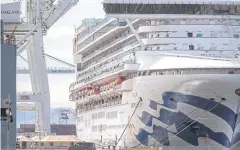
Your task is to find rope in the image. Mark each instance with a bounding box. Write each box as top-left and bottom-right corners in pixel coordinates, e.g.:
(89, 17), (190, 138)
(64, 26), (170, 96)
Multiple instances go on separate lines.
(116, 97), (143, 146)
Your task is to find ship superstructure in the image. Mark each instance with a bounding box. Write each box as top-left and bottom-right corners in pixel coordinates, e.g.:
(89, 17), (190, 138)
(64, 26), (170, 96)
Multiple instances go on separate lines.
(70, 1), (240, 149)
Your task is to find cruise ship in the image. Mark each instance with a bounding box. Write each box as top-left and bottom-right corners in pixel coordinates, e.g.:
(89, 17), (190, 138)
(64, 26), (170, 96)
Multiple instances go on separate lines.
(70, 1), (240, 150)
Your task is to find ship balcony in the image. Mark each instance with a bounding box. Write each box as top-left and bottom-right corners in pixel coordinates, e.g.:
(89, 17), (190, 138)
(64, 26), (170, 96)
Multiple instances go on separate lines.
(76, 18), (116, 43)
(137, 24), (239, 33)
(69, 81), (123, 102)
(77, 19), (140, 55)
(81, 34), (135, 62)
(78, 45), (140, 77)
(75, 95), (122, 112)
(79, 62), (139, 85)
(77, 27), (127, 54)
(70, 88), (121, 102)
(69, 62), (139, 95)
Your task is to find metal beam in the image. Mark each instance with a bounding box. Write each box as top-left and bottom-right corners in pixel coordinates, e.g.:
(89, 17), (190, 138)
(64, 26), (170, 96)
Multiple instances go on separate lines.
(16, 25), (38, 46)
(3, 23), (36, 34)
(17, 68), (75, 74)
(106, 14), (240, 20)
(17, 41), (29, 56)
(125, 19), (145, 50)
(19, 55), (28, 63)
(44, 53), (75, 68)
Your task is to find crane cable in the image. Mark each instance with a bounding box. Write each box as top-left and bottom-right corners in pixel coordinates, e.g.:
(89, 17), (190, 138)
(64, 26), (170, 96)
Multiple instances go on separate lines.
(116, 97), (143, 147)
(6, 0), (24, 44)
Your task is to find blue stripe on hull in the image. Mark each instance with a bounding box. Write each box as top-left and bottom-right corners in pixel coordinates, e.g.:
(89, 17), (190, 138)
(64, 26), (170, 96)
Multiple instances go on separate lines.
(134, 92), (240, 148)
(161, 92), (236, 130)
(137, 110), (231, 147)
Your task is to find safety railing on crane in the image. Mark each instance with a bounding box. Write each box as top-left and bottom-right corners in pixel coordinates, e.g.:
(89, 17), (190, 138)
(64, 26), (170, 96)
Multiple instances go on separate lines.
(17, 103), (36, 111)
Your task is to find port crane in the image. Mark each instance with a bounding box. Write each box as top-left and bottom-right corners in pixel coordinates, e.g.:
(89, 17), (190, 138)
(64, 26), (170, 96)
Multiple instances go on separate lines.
(2, 0), (79, 134)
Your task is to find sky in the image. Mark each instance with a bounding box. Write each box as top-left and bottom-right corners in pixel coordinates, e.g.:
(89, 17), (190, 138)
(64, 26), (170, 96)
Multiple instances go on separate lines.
(12, 0), (105, 108)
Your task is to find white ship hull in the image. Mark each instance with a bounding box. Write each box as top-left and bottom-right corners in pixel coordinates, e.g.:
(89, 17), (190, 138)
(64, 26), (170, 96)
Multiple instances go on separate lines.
(77, 73), (240, 150)
(72, 8), (240, 149)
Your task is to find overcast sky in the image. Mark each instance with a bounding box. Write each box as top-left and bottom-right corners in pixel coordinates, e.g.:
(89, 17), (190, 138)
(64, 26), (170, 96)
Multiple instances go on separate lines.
(15, 0), (105, 108)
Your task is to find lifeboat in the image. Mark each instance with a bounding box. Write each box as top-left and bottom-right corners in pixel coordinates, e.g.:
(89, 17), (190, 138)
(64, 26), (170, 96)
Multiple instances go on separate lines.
(115, 77), (124, 84)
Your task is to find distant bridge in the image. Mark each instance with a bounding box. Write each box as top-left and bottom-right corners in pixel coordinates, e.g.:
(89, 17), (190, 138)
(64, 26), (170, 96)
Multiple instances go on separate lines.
(17, 67), (75, 74)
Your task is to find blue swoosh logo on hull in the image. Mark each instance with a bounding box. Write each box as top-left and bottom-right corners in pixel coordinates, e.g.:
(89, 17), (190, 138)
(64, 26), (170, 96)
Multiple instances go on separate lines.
(161, 92), (236, 130)
(134, 91), (240, 148)
(137, 109), (231, 147)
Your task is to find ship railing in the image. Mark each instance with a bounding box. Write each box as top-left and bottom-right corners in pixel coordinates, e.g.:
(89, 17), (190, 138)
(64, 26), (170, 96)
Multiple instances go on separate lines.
(70, 84), (122, 101)
(78, 20), (140, 56)
(81, 31), (132, 61)
(17, 92), (33, 95)
(77, 59), (134, 83)
(70, 64), (124, 91)
(17, 91), (43, 96)
(126, 68), (240, 80)
(80, 20), (140, 62)
(81, 41), (138, 71)
(142, 19), (240, 26)
(76, 19), (137, 54)
(16, 103), (36, 111)
(69, 59), (135, 91)
(78, 51), (133, 79)
(77, 21), (118, 50)
(76, 97), (122, 111)
(76, 18), (115, 41)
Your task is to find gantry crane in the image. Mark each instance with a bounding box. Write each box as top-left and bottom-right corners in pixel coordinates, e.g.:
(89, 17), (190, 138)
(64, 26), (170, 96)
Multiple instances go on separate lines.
(2, 0), (79, 133)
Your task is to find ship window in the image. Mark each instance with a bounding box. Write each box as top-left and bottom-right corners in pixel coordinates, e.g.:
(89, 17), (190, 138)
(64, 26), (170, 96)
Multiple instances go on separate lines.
(189, 45), (194, 50)
(197, 46), (204, 50)
(210, 46), (217, 50)
(180, 20), (185, 24)
(106, 111), (117, 119)
(210, 20), (215, 25)
(233, 21), (240, 26)
(221, 98), (226, 101)
(211, 33), (217, 37)
(187, 32), (193, 37)
(164, 21), (169, 25)
(91, 125), (97, 132)
(234, 34), (239, 38)
(209, 98), (215, 101)
(196, 33), (203, 38)
(50, 142), (53, 146)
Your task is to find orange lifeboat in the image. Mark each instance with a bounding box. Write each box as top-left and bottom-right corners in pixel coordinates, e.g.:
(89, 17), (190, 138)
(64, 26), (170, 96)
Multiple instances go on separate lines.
(115, 77), (124, 84)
